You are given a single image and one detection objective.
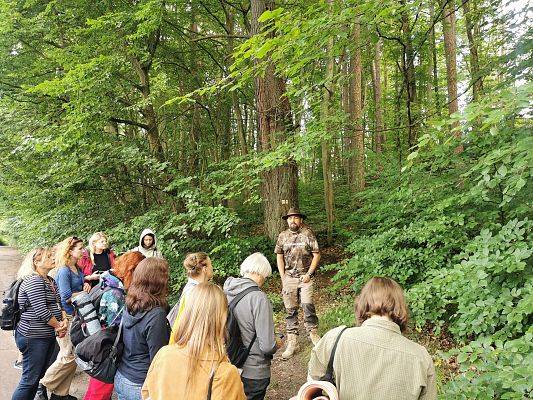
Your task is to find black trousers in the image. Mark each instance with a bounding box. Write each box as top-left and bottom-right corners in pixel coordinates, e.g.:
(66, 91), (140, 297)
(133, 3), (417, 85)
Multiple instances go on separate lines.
(241, 377), (270, 400)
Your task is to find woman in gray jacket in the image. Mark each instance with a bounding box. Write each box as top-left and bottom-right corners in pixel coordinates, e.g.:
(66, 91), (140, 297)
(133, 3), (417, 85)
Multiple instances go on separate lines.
(223, 253), (281, 400)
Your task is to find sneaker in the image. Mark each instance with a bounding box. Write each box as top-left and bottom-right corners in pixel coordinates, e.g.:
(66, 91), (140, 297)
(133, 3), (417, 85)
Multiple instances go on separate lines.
(13, 360), (23, 370)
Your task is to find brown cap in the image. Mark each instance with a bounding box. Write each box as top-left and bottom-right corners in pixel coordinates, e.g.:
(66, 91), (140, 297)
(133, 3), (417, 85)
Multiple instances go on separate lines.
(282, 207), (306, 220)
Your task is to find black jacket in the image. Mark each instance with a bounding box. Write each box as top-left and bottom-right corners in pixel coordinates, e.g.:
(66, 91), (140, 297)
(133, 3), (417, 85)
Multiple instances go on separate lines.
(117, 306), (170, 384)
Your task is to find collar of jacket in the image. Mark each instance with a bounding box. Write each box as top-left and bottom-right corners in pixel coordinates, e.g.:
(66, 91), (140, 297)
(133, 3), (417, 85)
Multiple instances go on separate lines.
(361, 316), (401, 335)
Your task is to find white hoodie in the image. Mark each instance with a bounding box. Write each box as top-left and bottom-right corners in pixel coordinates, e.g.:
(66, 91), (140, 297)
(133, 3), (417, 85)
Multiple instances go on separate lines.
(131, 228), (163, 258)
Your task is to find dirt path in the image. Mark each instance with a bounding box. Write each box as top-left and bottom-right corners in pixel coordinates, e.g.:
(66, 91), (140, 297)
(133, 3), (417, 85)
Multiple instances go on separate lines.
(0, 247), (89, 400)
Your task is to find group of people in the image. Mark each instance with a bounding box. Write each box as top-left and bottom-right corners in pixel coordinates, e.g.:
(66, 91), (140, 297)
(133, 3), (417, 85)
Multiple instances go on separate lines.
(11, 207), (436, 400)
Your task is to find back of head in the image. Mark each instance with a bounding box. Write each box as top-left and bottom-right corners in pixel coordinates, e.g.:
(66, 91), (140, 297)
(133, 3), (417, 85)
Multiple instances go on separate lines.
(126, 257), (169, 314)
(18, 247), (54, 279)
(113, 251), (145, 289)
(355, 277), (409, 332)
(183, 252), (209, 278)
(17, 248), (39, 280)
(173, 283), (228, 387)
(240, 252), (272, 278)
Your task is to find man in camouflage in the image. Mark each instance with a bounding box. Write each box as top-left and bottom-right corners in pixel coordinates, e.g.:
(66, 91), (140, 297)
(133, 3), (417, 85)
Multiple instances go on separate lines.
(275, 207), (321, 359)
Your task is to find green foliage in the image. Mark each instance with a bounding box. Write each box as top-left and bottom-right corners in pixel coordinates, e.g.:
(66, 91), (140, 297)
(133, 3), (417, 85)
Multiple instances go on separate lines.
(441, 333), (533, 399)
(318, 299), (355, 334)
(408, 219), (532, 339)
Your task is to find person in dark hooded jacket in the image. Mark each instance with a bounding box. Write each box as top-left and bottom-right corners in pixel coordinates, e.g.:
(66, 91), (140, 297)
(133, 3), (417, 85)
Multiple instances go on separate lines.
(114, 258), (170, 400)
(223, 253), (281, 400)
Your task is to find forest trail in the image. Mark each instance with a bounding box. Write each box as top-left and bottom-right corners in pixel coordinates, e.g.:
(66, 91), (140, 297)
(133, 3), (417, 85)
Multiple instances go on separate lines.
(0, 247), (89, 400)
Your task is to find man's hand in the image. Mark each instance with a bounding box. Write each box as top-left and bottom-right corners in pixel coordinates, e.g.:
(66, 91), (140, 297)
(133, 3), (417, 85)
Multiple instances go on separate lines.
(83, 282), (91, 293)
(300, 274), (311, 283)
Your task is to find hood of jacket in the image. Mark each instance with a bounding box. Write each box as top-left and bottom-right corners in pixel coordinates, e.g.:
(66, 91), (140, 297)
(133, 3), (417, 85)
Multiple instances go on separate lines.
(100, 271), (124, 290)
(223, 276), (259, 304)
(123, 307), (149, 329)
(138, 228), (157, 250)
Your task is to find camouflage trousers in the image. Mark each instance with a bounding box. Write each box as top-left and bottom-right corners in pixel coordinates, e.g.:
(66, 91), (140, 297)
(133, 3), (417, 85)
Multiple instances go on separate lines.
(282, 274), (319, 335)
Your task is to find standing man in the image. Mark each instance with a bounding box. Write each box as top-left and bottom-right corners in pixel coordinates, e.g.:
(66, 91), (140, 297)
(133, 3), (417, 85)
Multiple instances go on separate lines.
(275, 207), (321, 360)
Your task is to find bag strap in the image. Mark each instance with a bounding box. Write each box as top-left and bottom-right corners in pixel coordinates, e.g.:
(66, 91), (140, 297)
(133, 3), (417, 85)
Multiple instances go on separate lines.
(228, 285), (260, 351)
(112, 318), (124, 348)
(206, 363), (219, 400)
(321, 326), (349, 384)
(228, 286), (260, 310)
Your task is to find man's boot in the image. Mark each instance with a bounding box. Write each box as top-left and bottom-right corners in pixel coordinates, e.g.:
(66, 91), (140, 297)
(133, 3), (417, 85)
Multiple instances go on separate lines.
(282, 333), (298, 360)
(33, 384), (48, 400)
(309, 329), (321, 346)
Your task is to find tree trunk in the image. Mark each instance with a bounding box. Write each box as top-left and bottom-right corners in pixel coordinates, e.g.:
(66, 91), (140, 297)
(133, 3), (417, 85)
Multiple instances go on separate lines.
(429, 0), (441, 115)
(320, 0), (335, 245)
(400, 0), (419, 149)
(462, 0), (483, 101)
(251, 0), (299, 240)
(341, 51), (352, 183)
(350, 18), (365, 193)
(224, 6), (248, 155)
(131, 57), (163, 160)
(372, 38), (385, 171)
(442, 0), (460, 139)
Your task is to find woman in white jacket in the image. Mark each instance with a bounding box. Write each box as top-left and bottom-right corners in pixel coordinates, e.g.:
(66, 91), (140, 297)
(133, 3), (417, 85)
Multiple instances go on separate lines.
(131, 229), (163, 258)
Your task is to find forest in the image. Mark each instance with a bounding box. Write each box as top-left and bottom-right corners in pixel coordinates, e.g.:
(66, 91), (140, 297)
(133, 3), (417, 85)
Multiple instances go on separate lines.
(0, 0), (531, 398)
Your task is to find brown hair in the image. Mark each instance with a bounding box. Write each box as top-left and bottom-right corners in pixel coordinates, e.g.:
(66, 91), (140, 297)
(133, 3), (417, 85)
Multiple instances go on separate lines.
(355, 277), (409, 332)
(113, 251), (145, 289)
(183, 252), (209, 277)
(173, 283), (227, 390)
(55, 236), (83, 267)
(126, 257), (169, 314)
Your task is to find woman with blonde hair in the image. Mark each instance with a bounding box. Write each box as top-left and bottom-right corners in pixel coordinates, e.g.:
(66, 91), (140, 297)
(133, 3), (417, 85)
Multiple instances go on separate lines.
(114, 258), (171, 400)
(142, 283), (246, 400)
(12, 247), (67, 400)
(38, 236), (91, 400)
(167, 252), (213, 342)
(12, 248), (40, 370)
(308, 277), (436, 400)
(78, 232), (116, 282)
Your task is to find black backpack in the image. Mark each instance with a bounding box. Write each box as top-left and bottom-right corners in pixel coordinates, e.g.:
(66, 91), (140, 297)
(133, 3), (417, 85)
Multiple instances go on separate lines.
(1, 278), (27, 331)
(226, 286), (260, 368)
(70, 281), (124, 346)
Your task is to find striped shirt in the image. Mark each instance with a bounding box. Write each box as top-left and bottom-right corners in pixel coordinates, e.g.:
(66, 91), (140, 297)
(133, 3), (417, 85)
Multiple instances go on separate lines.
(17, 274), (63, 338)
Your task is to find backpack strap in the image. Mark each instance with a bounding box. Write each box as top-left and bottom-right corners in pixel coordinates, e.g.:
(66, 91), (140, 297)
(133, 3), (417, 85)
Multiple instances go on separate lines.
(228, 286), (260, 310)
(321, 326), (349, 385)
(206, 363), (220, 400)
(228, 285), (260, 351)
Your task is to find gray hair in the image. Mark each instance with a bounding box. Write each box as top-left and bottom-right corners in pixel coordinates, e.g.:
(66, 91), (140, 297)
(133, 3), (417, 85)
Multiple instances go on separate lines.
(240, 252), (272, 278)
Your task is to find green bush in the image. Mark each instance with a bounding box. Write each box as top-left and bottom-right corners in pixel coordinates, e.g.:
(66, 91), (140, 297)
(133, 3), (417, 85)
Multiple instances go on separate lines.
(441, 333), (532, 399)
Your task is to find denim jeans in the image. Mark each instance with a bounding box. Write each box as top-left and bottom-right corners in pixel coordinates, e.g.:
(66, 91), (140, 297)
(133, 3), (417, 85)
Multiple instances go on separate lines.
(12, 331), (56, 400)
(114, 370), (143, 400)
(241, 377), (271, 400)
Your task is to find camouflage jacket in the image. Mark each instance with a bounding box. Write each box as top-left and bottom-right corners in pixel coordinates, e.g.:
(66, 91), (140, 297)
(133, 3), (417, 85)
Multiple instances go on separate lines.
(275, 226), (319, 277)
